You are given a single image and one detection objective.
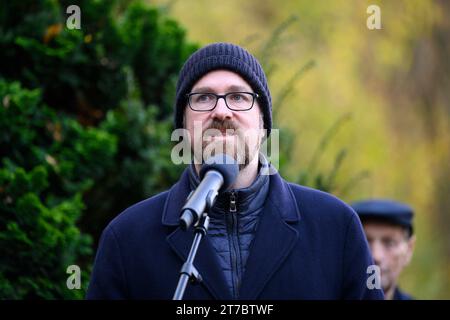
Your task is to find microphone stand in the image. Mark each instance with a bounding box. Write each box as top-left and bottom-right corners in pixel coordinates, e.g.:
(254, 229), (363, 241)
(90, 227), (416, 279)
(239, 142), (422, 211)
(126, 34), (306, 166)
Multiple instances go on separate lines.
(173, 191), (216, 300)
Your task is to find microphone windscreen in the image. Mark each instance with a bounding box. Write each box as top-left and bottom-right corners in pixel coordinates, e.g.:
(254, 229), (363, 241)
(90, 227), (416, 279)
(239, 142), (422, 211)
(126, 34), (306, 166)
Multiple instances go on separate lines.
(199, 154), (239, 190)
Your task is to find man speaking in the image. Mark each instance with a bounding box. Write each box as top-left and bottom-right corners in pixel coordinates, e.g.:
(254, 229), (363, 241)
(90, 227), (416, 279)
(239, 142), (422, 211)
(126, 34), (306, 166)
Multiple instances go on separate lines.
(87, 42), (383, 300)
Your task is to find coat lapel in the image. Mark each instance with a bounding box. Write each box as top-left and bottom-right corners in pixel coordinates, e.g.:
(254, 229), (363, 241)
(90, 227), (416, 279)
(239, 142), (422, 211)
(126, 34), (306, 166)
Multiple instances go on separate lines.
(162, 169), (231, 300)
(238, 172), (301, 299)
(166, 228), (232, 299)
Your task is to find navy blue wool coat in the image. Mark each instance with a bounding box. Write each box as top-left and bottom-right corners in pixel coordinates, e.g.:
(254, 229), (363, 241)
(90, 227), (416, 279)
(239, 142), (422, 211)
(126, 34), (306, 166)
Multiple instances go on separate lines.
(87, 168), (384, 300)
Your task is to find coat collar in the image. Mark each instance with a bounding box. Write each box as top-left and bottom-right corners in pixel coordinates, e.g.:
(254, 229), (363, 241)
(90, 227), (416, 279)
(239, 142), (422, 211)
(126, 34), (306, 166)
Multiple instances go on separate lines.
(187, 164), (270, 215)
(162, 166), (301, 299)
(162, 166), (300, 225)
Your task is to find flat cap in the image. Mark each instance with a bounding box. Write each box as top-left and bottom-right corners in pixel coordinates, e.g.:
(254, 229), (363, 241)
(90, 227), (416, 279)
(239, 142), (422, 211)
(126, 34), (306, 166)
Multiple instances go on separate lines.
(351, 199), (414, 235)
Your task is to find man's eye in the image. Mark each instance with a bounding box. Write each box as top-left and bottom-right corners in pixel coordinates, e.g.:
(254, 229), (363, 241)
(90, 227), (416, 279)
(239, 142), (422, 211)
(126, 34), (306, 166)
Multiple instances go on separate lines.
(383, 239), (397, 248)
(195, 94), (212, 103)
(229, 93), (249, 102)
(230, 94), (242, 101)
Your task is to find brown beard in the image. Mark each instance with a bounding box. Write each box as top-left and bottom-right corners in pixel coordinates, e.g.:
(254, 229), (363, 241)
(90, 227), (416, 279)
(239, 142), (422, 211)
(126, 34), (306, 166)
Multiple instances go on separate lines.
(200, 119), (252, 170)
(189, 113), (265, 171)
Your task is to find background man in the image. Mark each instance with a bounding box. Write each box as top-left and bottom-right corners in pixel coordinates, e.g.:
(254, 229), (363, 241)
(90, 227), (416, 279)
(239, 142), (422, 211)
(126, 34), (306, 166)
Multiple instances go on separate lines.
(352, 199), (416, 300)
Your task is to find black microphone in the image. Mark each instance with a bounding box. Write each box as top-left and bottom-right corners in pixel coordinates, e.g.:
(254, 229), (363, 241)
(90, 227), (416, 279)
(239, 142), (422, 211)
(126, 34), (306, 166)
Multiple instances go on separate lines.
(180, 154), (239, 230)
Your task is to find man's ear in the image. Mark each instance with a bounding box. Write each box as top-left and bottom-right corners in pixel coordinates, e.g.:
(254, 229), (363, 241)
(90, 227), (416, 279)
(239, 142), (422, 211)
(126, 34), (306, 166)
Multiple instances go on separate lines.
(404, 235), (416, 265)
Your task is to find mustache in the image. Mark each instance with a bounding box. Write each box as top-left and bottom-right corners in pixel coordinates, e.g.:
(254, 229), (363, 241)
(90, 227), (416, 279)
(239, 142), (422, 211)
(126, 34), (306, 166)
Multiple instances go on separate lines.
(204, 119), (238, 132)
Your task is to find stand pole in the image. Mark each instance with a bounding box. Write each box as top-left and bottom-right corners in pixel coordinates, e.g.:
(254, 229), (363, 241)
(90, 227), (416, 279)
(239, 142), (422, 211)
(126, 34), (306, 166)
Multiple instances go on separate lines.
(172, 213), (210, 300)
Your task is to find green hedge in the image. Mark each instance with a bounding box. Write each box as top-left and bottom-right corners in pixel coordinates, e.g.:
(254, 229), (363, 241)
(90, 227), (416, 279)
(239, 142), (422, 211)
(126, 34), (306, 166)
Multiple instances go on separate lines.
(0, 0), (197, 299)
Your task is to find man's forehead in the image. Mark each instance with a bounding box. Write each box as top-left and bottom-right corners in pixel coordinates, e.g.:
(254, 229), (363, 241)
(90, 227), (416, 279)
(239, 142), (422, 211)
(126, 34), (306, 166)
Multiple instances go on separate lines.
(192, 85), (252, 93)
(363, 221), (408, 237)
(191, 70), (253, 92)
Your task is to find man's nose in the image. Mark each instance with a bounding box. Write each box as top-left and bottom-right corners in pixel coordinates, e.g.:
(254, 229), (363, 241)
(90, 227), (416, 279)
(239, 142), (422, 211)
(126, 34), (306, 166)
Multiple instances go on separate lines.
(370, 241), (385, 266)
(211, 97), (233, 121)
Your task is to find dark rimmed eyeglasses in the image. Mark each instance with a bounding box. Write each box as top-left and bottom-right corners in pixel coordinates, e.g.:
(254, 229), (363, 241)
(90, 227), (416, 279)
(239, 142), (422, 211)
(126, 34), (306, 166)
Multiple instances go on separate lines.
(186, 92), (259, 112)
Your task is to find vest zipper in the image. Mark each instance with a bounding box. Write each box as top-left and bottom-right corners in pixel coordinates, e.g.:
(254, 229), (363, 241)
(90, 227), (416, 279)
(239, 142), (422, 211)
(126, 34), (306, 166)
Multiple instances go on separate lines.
(228, 191), (240, 298)
(230, 192), (237, 212)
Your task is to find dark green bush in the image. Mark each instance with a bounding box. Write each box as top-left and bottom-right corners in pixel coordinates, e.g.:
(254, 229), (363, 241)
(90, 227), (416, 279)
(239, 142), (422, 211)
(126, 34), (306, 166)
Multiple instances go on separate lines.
(0, 80), (116, 298)
(0, 0), (196, 298)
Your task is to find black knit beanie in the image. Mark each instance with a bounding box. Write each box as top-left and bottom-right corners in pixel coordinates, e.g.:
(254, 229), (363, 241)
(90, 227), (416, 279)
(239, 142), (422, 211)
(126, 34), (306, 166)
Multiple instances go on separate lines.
(174, 42), (272, 136)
